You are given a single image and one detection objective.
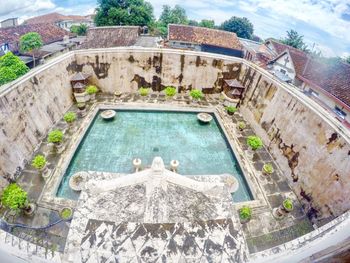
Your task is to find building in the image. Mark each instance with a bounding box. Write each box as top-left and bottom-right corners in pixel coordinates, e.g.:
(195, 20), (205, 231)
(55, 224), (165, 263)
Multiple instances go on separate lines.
(25, 12), (94, 31)
(0, 18), (18, 28)
(167, 24), (243, 57)
(0, 23), (82, 67)
(239, 38), (275, 68)
(266, 39), (350, 127)
(81, 26), (141, 49)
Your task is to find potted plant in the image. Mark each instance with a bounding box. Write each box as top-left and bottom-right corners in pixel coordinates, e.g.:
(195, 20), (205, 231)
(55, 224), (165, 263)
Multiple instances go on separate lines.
(237, 121), (246, 131)
(139, 87), (149, 97)
(225, 106), (237, 115)
(262, 163), (274, 175)
(190, 89), (204, 101)
(31, 154), (50, 180)
(239, 206), (252, 223)
(282, 198), (294, 213)
(60, 207), (73, 220)
(247, 135), (263, 151)
(86, 85), (98, 101)
(273, 198), (294, 219)
(48, 129), (64, 152)
(164, 86), (177, 98)
(77, 103), (86, 117)
(1, 183), (35, 216)
(63, 112), (77, 125)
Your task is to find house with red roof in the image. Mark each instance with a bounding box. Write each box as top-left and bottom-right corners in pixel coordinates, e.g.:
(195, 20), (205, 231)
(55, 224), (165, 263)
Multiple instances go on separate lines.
(25, 12), (94, 31)
(266, 39), (350, 127)
(167, 24), (243, 58)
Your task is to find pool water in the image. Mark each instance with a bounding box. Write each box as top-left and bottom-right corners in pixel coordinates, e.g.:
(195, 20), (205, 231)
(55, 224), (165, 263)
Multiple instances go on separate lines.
(57, 110), (253, 202)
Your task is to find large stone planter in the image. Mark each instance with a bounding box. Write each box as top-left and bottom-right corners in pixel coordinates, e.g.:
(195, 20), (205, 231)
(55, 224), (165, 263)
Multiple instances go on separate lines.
(74, 92), (90, 103)
(69, 172), (88, 191)
(197, 113), (213, 124)
(101, 110), (116, 120)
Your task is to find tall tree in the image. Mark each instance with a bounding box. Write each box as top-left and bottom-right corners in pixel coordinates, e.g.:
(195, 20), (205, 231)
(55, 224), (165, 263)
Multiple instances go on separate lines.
(198, 19), (215, 28)
(0, 52), (29, 86)
(281, 30), (309, 52)
(19, 32), (43, 67)
(94, 0), (154, 27)
(188, 20), (199, 26)
(157, 5), (188, 36)
(220, 17), (254, 39)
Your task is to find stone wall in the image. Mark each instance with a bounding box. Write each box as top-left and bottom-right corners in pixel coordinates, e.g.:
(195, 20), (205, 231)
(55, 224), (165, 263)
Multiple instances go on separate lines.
(1, 48), (349, 219)
(0, 54), (76, 185)
(238, 63), (350, 218)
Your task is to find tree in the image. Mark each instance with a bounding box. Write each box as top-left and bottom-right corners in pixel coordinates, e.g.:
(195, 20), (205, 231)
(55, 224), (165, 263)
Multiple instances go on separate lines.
(70, 24), (88, 36)
(94, 0), (154, 27)
(345, 56), (350, 64)
(199, 19), (215, 29)
(220, 17), (254, 39)
(157, 5), (188, 36)
(19, 32), (43, 67)
(0, 52), (29, 86)
(281, 30), (309, 52)
(188, 20), (199, 26)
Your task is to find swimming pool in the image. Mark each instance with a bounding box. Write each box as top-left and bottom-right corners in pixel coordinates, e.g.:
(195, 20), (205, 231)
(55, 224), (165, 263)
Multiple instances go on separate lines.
(57, 110), (253, 202)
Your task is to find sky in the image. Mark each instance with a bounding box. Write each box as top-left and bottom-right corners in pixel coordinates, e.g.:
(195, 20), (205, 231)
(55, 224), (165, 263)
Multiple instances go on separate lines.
(0, 0), (349, 57)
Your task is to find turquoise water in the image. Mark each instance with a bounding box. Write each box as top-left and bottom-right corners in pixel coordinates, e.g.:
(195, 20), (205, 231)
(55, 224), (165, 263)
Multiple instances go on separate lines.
(57, 110), (253, 202)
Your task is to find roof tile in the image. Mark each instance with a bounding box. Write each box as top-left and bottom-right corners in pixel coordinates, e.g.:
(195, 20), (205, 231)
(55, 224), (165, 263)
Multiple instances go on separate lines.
(168, 24), (242, 50)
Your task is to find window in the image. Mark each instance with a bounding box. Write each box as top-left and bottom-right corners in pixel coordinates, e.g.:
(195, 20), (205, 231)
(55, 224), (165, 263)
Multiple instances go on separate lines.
(334, 106), (347, 120)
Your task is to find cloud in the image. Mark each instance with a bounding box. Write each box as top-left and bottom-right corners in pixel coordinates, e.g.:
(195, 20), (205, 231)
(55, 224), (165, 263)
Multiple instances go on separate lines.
(0, 0), (349, 56)
(0, 0), (56, 18)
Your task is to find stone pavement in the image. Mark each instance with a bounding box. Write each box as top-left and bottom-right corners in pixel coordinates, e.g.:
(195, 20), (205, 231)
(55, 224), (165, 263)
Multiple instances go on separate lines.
(64, 157), (248, 262)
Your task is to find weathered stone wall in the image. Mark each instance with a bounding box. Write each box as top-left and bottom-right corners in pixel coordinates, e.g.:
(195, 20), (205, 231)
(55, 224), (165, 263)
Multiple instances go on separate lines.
(239, 63), (350, 218)
(1, 48), (349, 219)
(0, 54), (76, 184)
(71, 49), (242, 94)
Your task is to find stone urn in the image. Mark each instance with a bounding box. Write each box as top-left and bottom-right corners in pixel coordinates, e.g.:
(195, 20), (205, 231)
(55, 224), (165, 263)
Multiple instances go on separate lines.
(41, 167), (51, 181)
(133, 158), (142, 172)
(170, 160), (179, 172)
(54, 142), (64, 153)
(24, 203), (36, 216)
(60, 207), (73, 220)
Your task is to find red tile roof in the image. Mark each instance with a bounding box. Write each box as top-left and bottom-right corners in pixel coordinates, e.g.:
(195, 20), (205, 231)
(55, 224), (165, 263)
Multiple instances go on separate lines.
(0, 23), (73, 54)
(81, 26), (140, 49)
(266, 39), (350, 108)
(25, 12), (90, 25)
(168, 24), (242, 50)
(301, 59), (350, 108)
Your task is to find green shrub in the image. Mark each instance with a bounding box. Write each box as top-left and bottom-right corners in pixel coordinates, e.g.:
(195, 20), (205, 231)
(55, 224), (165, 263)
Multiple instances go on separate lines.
(139, 87), (149, 96)
(64, 112), (77, 123)
(86, 85), (98, 95)
(60, 208), (73, 219)
(263, 163), (274, 174)
(247, 135), (263, 150)
(225, 106), (237, 113)
(48, 130), (63, 144)
(238, 121), (246, 130)
(283, 199), (293, 210)
(239, 206), (252, 221)
(31, 155), (46, 170)
(164, 86), (177, 97)
(189, 89), (204, 100)
(1, 183), (28, 211)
